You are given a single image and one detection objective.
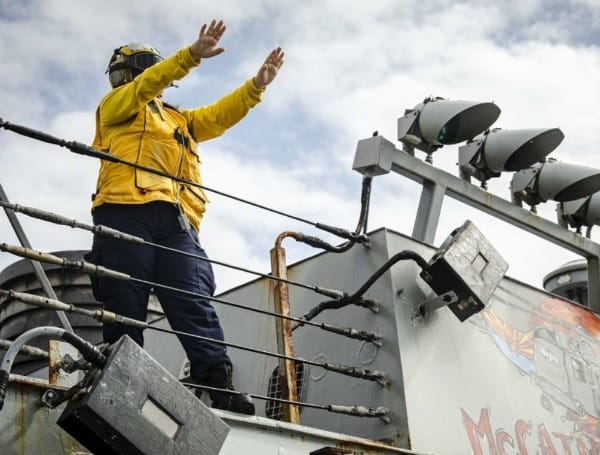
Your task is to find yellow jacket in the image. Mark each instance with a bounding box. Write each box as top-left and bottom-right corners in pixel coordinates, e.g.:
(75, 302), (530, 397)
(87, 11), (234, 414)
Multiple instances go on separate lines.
(92, 46), (264, 231)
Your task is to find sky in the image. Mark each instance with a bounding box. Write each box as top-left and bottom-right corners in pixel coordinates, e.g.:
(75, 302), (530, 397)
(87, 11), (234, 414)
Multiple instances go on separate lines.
(0, 0), (599, 296)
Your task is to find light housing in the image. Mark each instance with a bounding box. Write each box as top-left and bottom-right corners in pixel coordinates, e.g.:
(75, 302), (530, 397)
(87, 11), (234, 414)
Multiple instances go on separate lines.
(559, 192), (600, 230)
(398, 97), (501, 160)
(511, 160), (600, 208)
(459, 128), (564, 185)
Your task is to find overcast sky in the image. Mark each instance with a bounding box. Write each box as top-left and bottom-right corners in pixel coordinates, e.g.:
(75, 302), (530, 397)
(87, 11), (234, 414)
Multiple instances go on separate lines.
(1, 0), (599, 295)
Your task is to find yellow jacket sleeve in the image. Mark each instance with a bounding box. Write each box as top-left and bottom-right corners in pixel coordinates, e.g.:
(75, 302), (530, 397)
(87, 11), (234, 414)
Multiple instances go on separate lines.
(98, 47), (200, 127)
(91, 45), (267, 230)
(94, 46), (264, 150)
(182, 78), (264, 143)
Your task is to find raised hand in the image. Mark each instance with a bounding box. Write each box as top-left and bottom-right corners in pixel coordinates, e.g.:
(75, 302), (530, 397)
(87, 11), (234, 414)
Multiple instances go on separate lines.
(190, 20), (227, 61)
(253, 47), (285, 89)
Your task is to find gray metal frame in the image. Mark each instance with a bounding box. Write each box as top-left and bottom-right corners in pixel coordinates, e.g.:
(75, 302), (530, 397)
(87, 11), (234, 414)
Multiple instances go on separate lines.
(0, 183), (73, 331)
(353, 135), (600, 312)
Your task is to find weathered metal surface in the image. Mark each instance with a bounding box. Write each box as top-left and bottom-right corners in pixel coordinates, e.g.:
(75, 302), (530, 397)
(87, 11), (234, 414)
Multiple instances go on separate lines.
(270, 232), (301, 424)
(0, 184), (73, 331)
(57, 335), (229, 455)
(420, 220), (508, 321)
(219, 229), (411, 446)
(0, 253), (102, 376)
(411, 180), (446, 244)
(48, 340), (82, 388)
(0, 381), (89, 454)
(2, 224), (598, 454)
(217, 227), (600, 453)
(385, 231), (600, 454)
(0, 253), (164, 376)
(0, 375), (427, 455)
(216, 410), (427, 454)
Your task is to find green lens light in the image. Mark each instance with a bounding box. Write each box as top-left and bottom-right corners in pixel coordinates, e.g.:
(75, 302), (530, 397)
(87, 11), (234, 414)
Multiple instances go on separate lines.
(438, 117), (460, 144)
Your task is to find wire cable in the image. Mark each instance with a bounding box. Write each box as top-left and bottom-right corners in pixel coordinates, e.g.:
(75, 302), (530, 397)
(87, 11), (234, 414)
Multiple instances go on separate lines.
(0, 243), (382, 345)
(301, 250), (429, 322)
(0, 288), (389, 386)
(283, 175), (372, 253)
(183, 382), (390, 420)
(0, 118), (362, 242)
(0, 200), (357, 299)
(0, 338), (49, 360)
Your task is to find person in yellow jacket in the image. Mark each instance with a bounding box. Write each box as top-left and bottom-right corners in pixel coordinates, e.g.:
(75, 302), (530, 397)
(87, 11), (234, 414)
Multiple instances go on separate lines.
(86, 19), (284, 415)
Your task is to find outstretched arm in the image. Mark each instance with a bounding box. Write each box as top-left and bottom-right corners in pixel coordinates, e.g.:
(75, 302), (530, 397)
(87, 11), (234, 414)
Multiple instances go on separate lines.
(189, 19), (227, 62)
(183, 34), (285, 141)
(253, 47), (285, 89)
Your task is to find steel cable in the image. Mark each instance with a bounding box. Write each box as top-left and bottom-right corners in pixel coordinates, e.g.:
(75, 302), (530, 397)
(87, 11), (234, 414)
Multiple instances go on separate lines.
(0, 200), (352, 298)
(183, 382), (390, 420)
(0, 244), (382, 345)
(0, 288), (389, 386)
(0, 118), (363, 242)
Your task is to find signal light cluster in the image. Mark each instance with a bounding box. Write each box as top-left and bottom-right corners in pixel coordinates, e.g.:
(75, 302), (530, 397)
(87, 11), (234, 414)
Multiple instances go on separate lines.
(396, 96), (600, 233)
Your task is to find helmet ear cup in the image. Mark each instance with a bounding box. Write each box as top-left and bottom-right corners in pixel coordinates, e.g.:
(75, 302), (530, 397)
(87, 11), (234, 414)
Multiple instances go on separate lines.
(106, 51), (130, 88)
(108, 67), (132, 88)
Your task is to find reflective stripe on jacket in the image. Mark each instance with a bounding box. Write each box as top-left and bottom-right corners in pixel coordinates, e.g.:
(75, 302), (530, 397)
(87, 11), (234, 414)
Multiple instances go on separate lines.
(92, 46), (264, 231)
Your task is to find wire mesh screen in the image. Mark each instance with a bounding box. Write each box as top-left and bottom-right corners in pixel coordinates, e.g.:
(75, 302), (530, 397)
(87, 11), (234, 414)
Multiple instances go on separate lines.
(265, 362), (307, 420)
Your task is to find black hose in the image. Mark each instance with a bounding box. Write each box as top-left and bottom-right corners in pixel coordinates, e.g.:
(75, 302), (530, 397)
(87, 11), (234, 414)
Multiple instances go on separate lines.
(303, 250), (429, 321)
(294, 175), (372, 253)
(61, 331), (106, 367)
(0, 326), (106, 411)
(0, 370), (8, 411)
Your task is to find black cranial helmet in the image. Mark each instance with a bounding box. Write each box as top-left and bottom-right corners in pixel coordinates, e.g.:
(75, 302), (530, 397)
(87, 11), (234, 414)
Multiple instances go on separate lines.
(106, 42), (163, 88)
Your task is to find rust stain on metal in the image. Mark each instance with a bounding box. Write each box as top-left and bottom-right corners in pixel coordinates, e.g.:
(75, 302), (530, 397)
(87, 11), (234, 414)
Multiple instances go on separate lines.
(334, 429), (415, 454)
(17, 386), (25, 454)
(6, 382), (90, 454)
(270, 231), (301, 424)
(336, 439), (413, 455)
(48, 339), (60, 385)
(9, 373), (56, 388)
(481, 191), (494, 209)
(524, 211), (543, 230)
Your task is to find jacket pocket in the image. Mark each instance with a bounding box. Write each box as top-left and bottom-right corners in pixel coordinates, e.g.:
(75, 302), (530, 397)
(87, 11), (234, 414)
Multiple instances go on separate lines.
(135, 136), (180, 192)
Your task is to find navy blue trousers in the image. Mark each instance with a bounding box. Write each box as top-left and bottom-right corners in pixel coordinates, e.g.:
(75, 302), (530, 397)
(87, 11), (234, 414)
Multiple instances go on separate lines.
(87, 201), (230, 381)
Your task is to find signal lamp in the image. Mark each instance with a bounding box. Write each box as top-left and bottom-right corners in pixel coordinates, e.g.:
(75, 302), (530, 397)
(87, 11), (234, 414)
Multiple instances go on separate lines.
(459, 128), (564, 188)
(397, 96), (500, 162)
(558, 193), (600, 234)
(511, 160), (600, 210)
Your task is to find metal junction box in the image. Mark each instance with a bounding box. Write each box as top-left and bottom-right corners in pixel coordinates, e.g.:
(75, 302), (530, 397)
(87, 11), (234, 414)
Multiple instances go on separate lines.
(420, 220), (508, 321)
(57, 335), (229, 455)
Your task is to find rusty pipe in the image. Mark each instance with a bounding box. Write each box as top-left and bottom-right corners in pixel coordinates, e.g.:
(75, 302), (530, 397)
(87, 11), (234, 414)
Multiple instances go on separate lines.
(271, 232), (302, 424)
